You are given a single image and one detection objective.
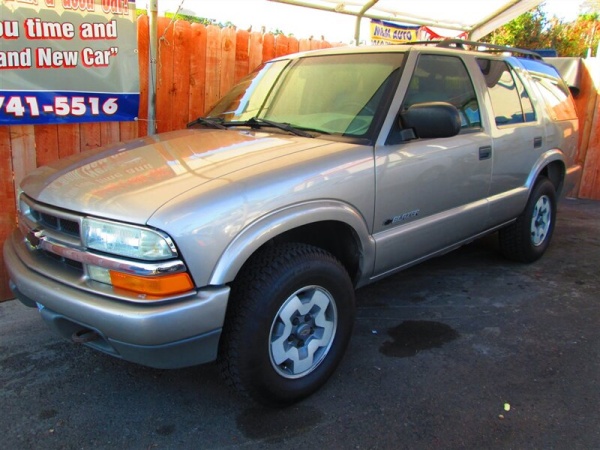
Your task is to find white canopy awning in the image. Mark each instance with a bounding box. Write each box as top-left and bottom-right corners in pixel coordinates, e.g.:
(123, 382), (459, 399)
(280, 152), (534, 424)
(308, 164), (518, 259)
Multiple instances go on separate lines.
(268, 0), (543, 43)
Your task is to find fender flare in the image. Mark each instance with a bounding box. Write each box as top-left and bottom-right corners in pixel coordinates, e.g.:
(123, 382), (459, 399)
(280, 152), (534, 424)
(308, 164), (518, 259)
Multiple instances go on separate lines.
(525, 149), (567, 194)
(208, 200), (375, 286)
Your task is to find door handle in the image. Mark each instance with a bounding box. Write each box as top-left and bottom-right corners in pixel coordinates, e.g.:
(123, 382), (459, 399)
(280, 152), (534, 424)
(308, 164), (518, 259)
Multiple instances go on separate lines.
(479, 146), (492, 160)
(534, 136), (543, 148)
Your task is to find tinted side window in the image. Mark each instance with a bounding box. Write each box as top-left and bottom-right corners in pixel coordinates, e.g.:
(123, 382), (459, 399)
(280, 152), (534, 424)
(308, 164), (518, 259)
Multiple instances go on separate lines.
(512, 70), (536, 122)
(477, 59), (536, 126)
(402, 54), (480, 130)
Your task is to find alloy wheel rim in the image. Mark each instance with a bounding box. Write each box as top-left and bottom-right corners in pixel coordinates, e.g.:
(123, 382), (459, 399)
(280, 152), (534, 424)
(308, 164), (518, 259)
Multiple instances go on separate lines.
(530, 195), (551, 246)
(269, 286), (337, 379)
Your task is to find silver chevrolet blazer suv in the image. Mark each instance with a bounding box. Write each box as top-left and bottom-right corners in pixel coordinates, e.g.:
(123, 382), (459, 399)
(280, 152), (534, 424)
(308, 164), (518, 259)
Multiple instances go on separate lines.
(4, 41), (581, 405)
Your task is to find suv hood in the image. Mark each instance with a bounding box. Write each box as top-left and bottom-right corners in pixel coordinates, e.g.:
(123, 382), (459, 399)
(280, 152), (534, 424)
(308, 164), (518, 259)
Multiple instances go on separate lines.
(21, 129), (330, 222)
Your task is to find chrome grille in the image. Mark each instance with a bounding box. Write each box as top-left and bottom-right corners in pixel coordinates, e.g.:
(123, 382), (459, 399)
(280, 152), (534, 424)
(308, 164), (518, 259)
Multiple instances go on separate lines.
(21, 196), (85, 273)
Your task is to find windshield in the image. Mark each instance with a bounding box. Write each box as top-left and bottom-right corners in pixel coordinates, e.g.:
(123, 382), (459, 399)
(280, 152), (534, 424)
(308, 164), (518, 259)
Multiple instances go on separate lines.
(207, 52), (405, 137)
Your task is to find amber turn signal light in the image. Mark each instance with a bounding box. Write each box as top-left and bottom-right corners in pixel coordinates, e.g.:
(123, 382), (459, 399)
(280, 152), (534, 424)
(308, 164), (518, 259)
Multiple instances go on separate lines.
(109, 271), (194, 297)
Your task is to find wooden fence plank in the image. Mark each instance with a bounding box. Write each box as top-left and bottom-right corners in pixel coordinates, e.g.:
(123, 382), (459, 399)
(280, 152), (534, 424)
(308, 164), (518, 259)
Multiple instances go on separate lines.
(288, 36), (299, 54)
(120, 121), (138, 142)
(299, 38), (311, 52)
(156, 17), (175, 133)
(579, 105), (600, 199)
(34, 125), (59, 167)
(189, 23), (207, 119)
(172, 20), (192, 130)
(577, 59), (600, 199)
(574, 61), (598, 166)
(319, 39), (332, 49)
(248, 31), (264, 72)
(205, 25), (222, 113)
(100, 122), (121, 146)
(220, 27), (237, 100)
(80, 122), (102, 151)
(275, 34), (289, 57)
(137, 15), (150, 137)
(58, 124), (81, 158)
(235, 29), (250, 84)
(10, 125), (37, 187)
(262, 33), (275, 63)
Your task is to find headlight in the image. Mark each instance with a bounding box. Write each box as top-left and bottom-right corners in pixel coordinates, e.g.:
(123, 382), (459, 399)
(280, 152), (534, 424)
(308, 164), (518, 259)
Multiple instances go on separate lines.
(82, 218), (177, 260)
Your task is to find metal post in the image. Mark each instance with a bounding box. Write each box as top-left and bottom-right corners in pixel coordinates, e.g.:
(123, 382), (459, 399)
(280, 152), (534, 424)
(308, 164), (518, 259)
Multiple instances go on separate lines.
(354, 0), (378, 46)
(148, 0), (158, 135)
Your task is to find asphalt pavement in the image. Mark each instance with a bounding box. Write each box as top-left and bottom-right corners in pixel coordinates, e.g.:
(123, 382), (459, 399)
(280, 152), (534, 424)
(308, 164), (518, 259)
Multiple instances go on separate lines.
(1, 198), (599, 449)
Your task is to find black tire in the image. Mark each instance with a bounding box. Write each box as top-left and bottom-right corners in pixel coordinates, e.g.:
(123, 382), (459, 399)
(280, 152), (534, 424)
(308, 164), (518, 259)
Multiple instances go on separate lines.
(218, 243), (355, 406)
(499, 177), (557, 263)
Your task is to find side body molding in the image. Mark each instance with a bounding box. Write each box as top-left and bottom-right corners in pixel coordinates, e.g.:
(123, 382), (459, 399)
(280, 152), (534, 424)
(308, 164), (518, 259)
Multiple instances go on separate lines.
(208, 200), (376, 287)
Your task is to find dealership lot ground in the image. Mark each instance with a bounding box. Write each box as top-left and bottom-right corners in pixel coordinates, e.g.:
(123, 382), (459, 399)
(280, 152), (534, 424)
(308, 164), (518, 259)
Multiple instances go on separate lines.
(1, 198), (599, 449)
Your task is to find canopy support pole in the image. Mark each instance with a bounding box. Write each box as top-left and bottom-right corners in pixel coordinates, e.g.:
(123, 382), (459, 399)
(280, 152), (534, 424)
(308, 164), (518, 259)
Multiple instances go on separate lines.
(147, 0), (158, 135)
(354, 0), (378, 45)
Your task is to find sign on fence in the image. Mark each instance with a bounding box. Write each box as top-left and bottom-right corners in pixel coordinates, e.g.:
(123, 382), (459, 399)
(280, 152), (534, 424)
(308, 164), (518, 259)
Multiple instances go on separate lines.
(0, 0), (139, 125)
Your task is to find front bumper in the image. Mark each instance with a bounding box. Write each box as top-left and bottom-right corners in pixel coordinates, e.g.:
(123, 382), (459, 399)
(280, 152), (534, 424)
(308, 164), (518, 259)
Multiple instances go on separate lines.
(4, 230), (230, 369)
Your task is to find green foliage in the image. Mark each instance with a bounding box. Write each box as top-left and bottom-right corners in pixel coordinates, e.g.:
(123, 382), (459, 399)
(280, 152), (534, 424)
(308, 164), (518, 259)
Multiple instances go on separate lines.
(482, 6), (600, 57)
(484, 7), (550, 48)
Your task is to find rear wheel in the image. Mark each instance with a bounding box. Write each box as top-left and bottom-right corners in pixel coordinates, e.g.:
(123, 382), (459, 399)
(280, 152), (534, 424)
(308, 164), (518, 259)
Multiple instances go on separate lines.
(219, 243), (355, 405)
(499, 176), (557, 262)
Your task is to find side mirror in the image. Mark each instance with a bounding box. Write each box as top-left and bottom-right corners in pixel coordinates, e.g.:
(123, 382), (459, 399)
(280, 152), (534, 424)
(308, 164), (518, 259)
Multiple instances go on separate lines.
(400, 102), (461, 139)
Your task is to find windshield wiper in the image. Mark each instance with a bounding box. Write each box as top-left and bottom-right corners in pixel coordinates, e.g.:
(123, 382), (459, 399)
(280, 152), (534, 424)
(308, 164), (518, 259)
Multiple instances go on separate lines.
(187, 117), (227, 130)
(227, 117), (314, 138)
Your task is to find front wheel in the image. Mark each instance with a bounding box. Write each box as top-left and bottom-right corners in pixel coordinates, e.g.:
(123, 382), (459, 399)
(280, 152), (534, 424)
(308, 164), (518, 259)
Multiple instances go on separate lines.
(499, 176), (557, 263)
(219, 243), (355, 405)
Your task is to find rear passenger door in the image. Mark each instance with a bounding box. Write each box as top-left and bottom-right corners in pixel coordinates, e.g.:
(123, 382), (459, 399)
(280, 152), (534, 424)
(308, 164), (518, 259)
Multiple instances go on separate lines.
(372, 53), (492, 277)
(476, 58), (541, 223)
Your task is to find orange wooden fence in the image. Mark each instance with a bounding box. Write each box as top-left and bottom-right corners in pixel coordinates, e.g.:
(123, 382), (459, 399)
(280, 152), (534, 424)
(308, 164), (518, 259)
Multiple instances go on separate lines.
(574, 59), (600, 199)
(1, 15), (599, 301)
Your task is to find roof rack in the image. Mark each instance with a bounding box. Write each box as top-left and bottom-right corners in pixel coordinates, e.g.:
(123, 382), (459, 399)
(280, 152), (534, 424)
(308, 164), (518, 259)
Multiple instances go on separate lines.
(397, 39), (543, 60)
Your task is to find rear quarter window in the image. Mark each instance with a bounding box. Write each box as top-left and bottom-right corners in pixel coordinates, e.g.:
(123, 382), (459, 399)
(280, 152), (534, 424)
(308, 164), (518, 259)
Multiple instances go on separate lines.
(520, 59), (578, 122)
(477, 58), (536, 126)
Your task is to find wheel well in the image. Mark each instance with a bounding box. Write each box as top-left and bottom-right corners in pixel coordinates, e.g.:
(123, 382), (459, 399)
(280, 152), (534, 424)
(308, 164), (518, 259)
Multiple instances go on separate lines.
(539, 161), (565, 195)
(260, 221), (362, 285)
